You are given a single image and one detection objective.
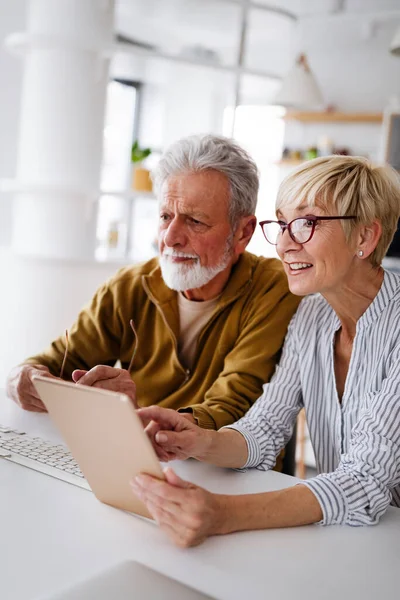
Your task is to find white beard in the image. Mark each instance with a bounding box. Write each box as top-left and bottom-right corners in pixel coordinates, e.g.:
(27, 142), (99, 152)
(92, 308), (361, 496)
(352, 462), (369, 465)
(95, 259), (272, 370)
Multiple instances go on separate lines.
(160, 248), (232, 292)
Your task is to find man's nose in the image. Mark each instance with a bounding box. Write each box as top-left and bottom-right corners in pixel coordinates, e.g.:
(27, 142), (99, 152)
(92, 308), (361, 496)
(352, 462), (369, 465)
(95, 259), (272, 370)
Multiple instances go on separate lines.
(163, 217), (187, 247)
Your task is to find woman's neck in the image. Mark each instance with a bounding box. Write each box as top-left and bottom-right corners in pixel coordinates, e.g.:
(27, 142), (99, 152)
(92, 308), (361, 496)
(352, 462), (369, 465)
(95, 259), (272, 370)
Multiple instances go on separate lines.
(322, 265), (384, 339)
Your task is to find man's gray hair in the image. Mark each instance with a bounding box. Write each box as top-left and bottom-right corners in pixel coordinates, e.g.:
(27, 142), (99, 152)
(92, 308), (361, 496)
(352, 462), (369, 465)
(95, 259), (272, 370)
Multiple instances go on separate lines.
(152, 134), (259, 227)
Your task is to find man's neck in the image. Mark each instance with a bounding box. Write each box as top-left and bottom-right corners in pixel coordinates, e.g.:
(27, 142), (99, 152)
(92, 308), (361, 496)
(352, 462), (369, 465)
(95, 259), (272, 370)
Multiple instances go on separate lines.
(182, 262), (236, 301)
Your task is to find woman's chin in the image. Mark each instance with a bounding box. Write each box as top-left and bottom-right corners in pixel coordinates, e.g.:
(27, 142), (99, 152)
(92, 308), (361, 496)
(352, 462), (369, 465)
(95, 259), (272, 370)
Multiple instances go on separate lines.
(289, 284), (313, 297)
(287, 271), (318, 296)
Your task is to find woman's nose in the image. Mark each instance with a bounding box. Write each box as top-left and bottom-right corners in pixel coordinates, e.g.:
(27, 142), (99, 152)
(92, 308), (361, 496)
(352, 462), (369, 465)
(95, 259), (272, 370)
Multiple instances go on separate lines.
(276, 227), (302, 258)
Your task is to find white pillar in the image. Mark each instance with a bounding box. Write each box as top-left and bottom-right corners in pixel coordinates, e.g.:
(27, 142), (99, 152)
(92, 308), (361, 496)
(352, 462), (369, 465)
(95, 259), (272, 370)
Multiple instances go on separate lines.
(0, 0), (118, 388)
(6, 0), (115, 259)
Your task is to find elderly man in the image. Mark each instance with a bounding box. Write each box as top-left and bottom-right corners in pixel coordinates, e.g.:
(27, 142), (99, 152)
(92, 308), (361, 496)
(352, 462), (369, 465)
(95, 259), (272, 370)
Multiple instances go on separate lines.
(7, 134), (299, 432)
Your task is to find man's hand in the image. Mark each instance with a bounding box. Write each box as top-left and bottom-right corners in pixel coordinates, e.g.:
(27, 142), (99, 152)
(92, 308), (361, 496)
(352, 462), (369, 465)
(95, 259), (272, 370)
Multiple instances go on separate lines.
(6, 364), (57, 412)
(72, 365), (137, 407)
(131, 467), (225, 547)
(137, 406), (213, 462)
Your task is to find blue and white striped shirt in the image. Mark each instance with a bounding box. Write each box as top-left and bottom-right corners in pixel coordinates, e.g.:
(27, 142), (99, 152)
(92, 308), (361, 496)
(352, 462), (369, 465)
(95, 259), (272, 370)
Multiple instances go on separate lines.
(228, 269), (400, 526)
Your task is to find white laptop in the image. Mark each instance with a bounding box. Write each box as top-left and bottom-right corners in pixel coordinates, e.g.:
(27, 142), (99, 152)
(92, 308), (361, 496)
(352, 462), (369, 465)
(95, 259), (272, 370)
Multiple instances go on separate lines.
(40, 560), (215, 600)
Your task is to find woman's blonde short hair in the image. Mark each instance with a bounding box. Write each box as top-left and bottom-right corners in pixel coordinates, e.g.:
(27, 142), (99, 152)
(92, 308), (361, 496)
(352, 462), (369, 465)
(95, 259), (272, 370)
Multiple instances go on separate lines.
(276, 155), (400, 267)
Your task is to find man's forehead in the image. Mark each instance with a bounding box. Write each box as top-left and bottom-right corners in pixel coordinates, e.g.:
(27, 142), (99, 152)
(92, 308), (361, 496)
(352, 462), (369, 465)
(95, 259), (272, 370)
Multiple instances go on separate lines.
(160, 172), (230, 217)
(160, 197), (210, 219)
(163, 171), (229, 195)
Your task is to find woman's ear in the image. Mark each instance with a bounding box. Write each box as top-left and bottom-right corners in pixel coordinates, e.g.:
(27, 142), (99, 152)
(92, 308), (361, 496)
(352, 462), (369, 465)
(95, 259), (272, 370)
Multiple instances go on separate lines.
(356, 220), (382, 259)
(233, 216), (257, 256)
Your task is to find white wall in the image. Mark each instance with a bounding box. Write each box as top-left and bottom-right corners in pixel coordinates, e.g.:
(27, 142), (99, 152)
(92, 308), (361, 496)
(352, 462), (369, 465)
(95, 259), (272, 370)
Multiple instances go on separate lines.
(0, 0), (26, 246)
(0, 247), (125, 386)
(0, 0), (123, 389)
(298, 18), (400, 111)
(111, 53), (234, 150)
(160, 63), (233, 147)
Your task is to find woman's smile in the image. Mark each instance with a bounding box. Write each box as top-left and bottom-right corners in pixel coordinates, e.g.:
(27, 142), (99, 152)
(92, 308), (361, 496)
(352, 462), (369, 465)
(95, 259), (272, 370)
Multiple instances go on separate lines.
(285, 261), (313, 274)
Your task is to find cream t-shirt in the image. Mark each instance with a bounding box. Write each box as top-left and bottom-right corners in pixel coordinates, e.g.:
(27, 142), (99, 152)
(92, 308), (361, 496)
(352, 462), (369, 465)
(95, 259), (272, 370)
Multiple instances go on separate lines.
(177, 293), (219, 370)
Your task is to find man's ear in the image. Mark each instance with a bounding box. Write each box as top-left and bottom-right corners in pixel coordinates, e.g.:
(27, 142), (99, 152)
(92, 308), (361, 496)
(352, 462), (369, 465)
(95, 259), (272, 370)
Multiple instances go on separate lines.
(233, 216), (257, 255)
(356, 220), (382, 260)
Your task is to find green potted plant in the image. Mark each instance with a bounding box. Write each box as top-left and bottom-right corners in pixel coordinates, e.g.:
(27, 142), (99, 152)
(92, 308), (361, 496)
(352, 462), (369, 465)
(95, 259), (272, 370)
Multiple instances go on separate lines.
(131, 140), (152, 192)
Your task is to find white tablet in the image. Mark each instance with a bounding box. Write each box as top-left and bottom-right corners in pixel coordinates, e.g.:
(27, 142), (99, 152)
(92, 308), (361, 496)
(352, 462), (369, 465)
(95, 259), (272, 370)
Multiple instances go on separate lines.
(33, 376), (164, 519)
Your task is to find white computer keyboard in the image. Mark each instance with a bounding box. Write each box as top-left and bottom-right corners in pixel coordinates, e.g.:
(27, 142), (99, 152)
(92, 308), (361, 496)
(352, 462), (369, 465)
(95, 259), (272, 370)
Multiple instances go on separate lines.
(0, 424), (90, 490)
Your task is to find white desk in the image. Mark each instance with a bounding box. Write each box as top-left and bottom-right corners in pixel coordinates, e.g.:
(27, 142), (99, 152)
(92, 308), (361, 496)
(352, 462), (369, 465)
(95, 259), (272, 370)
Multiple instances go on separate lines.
(1, 392), (399, 600)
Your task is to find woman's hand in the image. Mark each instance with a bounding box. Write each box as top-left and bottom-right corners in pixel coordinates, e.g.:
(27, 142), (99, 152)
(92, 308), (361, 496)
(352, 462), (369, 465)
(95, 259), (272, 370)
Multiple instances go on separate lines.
(131, 467), (225, 547)
(72, 365), (137, 407)
(132, 471), (324, 545)
(137, 406), (214, 462)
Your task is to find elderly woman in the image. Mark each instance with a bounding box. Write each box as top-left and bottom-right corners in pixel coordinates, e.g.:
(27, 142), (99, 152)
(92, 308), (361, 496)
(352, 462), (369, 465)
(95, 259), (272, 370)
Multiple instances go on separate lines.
(131, 155), (400, 547)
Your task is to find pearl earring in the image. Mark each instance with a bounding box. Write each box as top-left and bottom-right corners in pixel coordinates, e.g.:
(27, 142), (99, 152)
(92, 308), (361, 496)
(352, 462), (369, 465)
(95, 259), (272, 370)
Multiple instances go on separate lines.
(358, 250), (364, 257)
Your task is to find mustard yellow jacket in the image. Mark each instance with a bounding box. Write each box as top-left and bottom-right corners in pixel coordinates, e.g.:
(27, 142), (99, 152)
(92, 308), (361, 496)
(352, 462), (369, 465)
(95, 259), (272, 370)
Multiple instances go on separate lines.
(26, 252), (300, 430)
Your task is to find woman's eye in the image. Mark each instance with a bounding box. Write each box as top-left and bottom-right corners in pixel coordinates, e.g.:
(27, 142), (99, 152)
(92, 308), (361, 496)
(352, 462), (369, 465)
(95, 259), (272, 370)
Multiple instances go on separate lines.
(305, 219), (314, 227)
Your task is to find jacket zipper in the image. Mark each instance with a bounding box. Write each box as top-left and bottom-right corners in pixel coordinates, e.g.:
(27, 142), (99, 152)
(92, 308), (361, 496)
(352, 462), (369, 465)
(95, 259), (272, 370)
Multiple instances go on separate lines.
(142, 276), (251, 384)
(142, 279), (190, 385)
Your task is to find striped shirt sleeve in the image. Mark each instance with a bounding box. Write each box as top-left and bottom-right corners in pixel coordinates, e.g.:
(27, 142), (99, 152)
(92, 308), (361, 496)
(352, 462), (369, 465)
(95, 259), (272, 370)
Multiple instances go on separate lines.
(303, 344), (400, 526)
(225, 312), (303, 470)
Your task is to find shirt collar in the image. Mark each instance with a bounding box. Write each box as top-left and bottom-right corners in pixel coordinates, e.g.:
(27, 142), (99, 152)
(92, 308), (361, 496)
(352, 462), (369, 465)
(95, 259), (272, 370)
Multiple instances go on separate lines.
(328, 269), (400, 332)
(358, 269), (400, 329)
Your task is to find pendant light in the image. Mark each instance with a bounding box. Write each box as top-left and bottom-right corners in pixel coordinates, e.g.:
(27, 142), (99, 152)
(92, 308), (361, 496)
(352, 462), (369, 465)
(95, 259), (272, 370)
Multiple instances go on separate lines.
(273, 53), (324, 110)
(390, 26), (400, 56)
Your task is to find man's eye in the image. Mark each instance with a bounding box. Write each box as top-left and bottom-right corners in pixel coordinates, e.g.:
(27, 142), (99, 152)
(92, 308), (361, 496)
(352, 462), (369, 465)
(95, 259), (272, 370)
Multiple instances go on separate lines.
(160, 214), (171, 222)
(189, 217), (203, 225)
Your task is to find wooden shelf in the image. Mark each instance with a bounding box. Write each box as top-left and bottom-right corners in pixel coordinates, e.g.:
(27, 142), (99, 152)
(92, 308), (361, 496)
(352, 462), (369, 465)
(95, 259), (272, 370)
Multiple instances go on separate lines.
(284, 111), (383, 123)
(275, 159), (306, 166)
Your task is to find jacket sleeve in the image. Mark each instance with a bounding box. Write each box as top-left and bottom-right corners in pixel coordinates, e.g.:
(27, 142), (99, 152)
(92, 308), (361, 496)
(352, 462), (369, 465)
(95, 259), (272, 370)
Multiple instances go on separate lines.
(303, 344), (400, 526)
(224, 309), (303, 467)
(185, 276), (301, 430)
(24, 281), (123, 379)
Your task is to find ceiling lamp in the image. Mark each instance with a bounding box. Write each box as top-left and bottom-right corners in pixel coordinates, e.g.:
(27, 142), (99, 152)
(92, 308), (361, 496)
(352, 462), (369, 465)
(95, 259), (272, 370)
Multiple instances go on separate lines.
(273, 53), (324, 110)
(390, 26), (400, 56)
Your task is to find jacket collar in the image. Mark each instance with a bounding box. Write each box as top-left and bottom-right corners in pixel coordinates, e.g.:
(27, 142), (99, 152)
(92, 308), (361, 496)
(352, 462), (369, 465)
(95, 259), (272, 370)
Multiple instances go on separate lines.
(142, 251), (255, 309)
(141, 252), (256, 340)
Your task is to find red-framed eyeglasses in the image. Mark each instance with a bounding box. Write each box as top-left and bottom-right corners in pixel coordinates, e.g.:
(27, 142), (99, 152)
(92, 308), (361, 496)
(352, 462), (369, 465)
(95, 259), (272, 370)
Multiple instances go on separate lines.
(259, 215), (357, 245)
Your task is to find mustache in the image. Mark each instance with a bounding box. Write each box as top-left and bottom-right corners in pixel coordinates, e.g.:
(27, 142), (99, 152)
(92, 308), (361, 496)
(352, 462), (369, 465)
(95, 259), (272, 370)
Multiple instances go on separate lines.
(162, 249), (199, 260)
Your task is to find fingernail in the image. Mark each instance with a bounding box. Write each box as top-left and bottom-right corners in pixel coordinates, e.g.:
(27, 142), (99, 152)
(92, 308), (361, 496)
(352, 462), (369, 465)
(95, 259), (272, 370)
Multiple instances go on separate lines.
(135, 475), (145, 485)
(156, 433), (167, 443)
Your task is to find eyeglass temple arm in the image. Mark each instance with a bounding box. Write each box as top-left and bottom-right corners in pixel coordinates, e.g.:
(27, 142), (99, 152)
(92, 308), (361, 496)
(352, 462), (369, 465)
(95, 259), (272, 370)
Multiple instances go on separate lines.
(128, 319), (138, 373)
(59, 330), (69, 379)
(59, 321), (138, 380)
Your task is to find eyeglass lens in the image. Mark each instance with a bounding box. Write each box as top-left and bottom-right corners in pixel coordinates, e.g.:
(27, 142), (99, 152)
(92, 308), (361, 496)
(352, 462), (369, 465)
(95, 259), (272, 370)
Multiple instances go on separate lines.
(264, 218), (314, 245)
